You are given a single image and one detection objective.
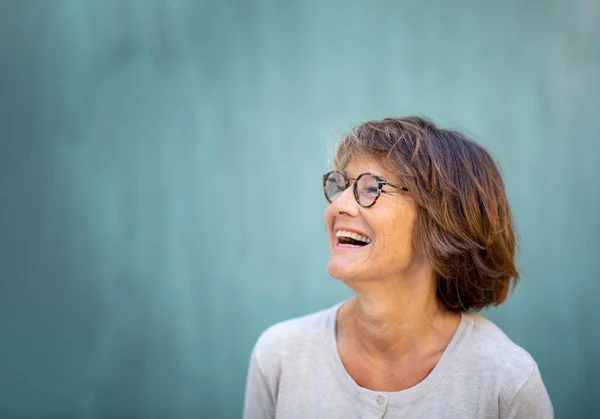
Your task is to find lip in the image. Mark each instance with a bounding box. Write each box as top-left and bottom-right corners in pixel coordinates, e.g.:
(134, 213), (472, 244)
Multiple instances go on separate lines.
(332, 226), (372, 251)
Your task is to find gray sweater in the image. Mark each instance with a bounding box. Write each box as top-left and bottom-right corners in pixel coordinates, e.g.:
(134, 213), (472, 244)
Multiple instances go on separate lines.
(243, 301), (553, 418)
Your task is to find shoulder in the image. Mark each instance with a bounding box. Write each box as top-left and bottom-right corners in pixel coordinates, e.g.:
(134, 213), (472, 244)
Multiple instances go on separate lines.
(251, 303), (337, 367)
(460, 313), (536, 374)
(458, 313), (551, 413)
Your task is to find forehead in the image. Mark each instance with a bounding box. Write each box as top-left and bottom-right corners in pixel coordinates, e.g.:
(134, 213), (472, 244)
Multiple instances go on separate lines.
(342, 155), (397, 181)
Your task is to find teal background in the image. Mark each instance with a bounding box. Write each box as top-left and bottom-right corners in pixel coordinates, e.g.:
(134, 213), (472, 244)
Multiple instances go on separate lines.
(1, 1), (599, 418)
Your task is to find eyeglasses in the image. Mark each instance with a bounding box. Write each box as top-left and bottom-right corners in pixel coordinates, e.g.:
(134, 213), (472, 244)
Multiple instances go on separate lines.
(322, 171), (408, 208)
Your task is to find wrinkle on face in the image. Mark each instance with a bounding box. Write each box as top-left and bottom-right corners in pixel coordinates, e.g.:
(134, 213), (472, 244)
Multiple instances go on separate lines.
(325, 155), (422, 285)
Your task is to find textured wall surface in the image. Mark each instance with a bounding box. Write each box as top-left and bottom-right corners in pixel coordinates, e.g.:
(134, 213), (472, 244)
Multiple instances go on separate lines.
(1, 1), (599, 418)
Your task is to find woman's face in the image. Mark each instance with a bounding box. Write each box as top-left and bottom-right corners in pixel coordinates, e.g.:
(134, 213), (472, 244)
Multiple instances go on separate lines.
(325, 155), (425, 284)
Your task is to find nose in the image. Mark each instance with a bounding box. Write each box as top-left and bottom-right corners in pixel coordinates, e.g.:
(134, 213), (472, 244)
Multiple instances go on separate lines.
(328, 185), (359, 217)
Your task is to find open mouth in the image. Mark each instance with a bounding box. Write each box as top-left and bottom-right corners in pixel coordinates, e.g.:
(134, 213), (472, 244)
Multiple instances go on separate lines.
(335, 230), (372, 247)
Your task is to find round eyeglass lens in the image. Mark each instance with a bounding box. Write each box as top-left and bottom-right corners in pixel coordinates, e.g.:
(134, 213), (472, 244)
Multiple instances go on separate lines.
(324, 172), (347, 202)
(356, 174), (380, 206)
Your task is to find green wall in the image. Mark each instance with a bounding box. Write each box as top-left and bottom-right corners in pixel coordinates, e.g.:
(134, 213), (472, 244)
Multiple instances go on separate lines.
(1, 1), (598, 418)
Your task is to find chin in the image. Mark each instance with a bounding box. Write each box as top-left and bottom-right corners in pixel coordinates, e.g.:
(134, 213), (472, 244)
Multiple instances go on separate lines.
(326, 261), (361, 282)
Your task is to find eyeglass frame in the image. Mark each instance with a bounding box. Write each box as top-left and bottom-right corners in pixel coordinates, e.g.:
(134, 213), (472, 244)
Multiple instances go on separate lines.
(322, 170), (409, 208)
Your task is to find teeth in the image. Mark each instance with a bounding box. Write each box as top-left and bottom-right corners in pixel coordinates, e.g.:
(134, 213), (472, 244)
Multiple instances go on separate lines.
(335, 230), (372, 244)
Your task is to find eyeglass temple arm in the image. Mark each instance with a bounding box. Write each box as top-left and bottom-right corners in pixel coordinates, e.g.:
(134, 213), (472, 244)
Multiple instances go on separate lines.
(381, 181), (409, 192)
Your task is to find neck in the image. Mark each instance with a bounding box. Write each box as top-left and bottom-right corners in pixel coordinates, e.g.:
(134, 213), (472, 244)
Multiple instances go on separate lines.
(338, 273), (460, 362)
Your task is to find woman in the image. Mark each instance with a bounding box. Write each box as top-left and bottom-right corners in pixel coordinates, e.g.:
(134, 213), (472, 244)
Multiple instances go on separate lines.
(243, 117), (553, 418)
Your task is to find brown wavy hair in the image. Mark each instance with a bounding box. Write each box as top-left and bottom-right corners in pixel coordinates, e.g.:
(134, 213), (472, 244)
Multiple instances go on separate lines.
(334, 116), (518, 311)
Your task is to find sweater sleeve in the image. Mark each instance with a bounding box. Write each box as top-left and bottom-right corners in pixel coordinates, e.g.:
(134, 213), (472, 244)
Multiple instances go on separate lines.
(243, 348), (275, 419)
(504, 364), (553, 419)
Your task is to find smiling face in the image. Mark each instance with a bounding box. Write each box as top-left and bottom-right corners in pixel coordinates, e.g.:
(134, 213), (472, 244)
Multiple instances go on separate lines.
(325, 155), (429, 285)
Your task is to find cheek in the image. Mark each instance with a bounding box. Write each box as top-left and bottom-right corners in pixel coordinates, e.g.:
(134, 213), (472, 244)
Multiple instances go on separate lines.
(376, 209), (417, 255)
